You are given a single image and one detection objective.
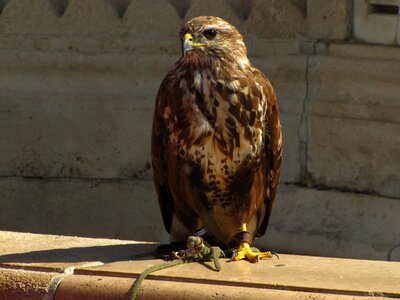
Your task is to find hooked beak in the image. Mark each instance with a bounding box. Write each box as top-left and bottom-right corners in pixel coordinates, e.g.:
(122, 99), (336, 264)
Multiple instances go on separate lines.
(183, 33), (209, 54)
(183, 33), (193, 54)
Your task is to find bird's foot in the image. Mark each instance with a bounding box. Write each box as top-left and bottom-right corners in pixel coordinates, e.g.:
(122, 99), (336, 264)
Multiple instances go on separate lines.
(231, 242), (273, 263)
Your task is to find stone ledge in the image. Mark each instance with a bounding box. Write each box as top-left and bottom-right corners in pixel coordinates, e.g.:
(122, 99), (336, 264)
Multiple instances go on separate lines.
(0, 268), (62, 300)
(1, 231), (400, 300)
(54, 274), (389, 300)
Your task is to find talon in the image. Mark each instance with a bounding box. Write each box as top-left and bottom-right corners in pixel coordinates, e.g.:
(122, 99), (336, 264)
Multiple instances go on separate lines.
(231, 242), (272, 263)
(258, 251), (273, 259)
(271, 251), (280, 259)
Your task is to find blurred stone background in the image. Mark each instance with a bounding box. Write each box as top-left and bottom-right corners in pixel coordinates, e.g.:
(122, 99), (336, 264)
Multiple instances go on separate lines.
(0, 0), (399, 261)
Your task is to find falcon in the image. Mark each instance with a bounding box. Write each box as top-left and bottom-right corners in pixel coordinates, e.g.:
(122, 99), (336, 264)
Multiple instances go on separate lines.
(151, 16), (282, 262)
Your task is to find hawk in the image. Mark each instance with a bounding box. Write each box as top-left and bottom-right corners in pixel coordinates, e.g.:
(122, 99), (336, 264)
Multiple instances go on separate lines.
(151, 16), (282, 262)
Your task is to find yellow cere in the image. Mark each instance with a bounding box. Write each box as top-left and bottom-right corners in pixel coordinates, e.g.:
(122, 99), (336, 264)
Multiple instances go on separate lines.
(184, 33), (193, 41)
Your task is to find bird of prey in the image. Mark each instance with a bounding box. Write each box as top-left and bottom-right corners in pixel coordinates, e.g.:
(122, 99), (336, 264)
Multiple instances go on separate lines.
(151, 16), (282, 262)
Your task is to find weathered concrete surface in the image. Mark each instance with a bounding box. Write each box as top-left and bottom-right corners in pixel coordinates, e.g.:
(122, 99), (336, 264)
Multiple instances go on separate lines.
(0, 268), (62, 300)
(0, 50), (172, 179)
(0, 45), (304, 183)
(0, 0), (308, 38)
(253, 54), (308, 113)
(0, 0), (62, 35)
(308, 51), (400, 198)
(0, 106), (154, 179)
(0, 0), (399, 262)
(307, 0), (352, 40)
(326, 42), (400, 60)
(184, 0), (243, 30)
(244, 0), (306, 38)
(308, 116), (400, 198)
(279, 113), (302, 183)
(309, 54), (400, 111)
(124, 0), (182, 37)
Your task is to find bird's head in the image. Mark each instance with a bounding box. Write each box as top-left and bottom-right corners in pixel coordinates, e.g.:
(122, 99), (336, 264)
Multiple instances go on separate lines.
(179, 16), (249, 69)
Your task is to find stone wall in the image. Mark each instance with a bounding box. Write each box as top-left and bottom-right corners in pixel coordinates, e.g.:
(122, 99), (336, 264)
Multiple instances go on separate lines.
(0, 0), (399, 261)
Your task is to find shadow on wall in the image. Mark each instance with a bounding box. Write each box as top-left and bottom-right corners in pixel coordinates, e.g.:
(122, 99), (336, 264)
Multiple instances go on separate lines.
(0, 178), (168, 242)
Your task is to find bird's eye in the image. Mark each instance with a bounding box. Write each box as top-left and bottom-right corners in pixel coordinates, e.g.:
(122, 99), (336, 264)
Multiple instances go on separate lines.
(203, 28), (217, 40)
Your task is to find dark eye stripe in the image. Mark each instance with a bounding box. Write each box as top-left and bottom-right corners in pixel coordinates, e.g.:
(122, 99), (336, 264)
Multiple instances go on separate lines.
(203, 28), (217, 40)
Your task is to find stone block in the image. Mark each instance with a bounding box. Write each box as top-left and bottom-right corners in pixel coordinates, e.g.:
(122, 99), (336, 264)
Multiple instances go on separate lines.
(307, 0), (352, 40)
(61, 0), (120, 35)
(244, 0), (306, 38)
(0, 269), (62, 300)
(124, 0), (182, 37)
(280, 113), (302, 183)
(184, 0), (244, 33)
(257, 184), (400, 260)
(0, 177), (168, 242)
(0, 50), (179, 178)
(307, 115), (400, 198)
(247, 39), (306, 57)
(309, 50), (400, 197)
(0, 104), (153, 179)
(0, 0), (60, 34)
(252, 55), (308, 114)
(354, 0), (399, 45)
(308, 55), (400, 118)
